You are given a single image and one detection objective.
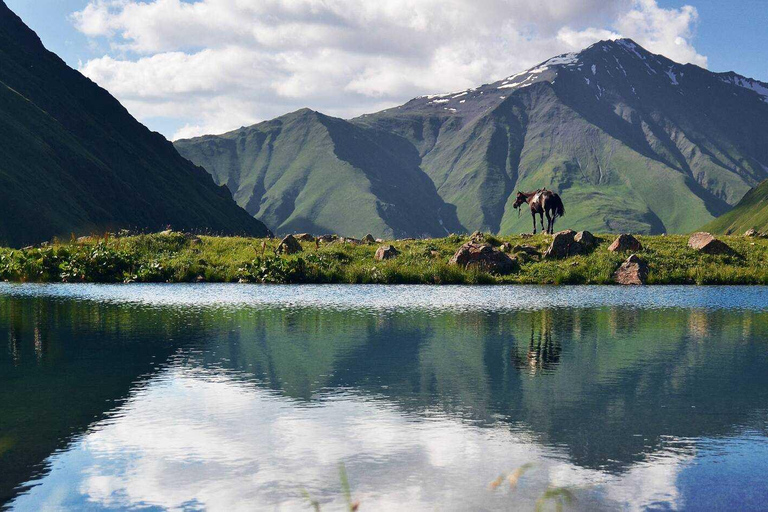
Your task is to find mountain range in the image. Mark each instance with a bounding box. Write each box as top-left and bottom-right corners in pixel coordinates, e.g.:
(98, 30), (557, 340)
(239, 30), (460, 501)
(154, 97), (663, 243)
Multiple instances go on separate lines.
(0, 1), (269, 247)
(176, 38), (768, 238)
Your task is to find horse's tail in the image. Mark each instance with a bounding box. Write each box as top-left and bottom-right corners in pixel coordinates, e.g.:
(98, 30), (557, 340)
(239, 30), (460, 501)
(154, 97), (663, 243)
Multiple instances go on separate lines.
(554, 194), (565, 218)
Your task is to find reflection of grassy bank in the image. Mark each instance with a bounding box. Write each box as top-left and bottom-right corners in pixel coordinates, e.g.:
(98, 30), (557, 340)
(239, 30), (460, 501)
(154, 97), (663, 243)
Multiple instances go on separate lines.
(1, 231), (767, 285)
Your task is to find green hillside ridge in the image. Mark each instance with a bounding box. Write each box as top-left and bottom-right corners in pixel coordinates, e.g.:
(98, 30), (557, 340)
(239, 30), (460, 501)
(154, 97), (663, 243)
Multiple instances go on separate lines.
(0, 1), (270, 247)
(704, 178), (768, 234)
(175, 109), (462, 238)
(178, 39), (768, 238)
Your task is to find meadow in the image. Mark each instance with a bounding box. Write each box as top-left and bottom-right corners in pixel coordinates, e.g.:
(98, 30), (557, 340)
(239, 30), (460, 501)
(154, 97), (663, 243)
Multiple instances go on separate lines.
(1, 231), (767, 285)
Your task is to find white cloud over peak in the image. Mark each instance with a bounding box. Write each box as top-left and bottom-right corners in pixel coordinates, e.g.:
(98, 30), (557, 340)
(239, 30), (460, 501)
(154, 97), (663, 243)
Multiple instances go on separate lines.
(71, 0), (706, 139)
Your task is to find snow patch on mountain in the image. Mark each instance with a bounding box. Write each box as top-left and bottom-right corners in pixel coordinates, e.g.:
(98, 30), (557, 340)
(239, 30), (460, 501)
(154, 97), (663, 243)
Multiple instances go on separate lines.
(721, 74), (768, 102)
(666, 68), (679, 85)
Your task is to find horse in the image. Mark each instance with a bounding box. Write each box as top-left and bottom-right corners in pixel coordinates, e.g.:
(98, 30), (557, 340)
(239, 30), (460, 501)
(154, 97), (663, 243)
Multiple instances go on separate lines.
(512, 189), (565, 234)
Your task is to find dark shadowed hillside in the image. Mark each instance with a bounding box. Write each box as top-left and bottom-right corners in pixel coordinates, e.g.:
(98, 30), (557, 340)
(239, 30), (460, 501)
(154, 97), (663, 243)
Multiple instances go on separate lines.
(0, 2), (270, 247)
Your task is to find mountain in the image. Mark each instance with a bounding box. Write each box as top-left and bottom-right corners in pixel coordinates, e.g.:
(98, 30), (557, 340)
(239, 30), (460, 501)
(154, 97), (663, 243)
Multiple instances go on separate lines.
(176, 38), (768, 237)
(0, 2), (269, 247)
(703, 178), (768, 234)
(174, 109), (462, 238)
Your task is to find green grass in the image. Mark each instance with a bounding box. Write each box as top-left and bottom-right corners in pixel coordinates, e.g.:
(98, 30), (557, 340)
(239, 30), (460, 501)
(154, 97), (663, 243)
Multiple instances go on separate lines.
(1, 231), (767, 285)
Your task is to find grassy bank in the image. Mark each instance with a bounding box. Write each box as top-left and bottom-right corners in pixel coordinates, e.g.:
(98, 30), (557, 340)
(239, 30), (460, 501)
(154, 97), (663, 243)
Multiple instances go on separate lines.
(1, 232), (767, 285)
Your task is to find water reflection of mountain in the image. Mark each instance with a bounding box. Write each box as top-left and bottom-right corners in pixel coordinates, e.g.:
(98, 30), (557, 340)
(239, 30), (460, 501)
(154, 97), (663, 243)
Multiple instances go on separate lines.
(2, 293), (768, 505)
(193, 306), (768, 473)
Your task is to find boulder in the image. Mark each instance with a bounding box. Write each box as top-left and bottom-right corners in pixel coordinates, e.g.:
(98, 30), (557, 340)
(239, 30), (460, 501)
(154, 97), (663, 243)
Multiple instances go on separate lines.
(362, 234), (376, 244)
(544, 230), (584, 259)
(501, 242), (512, 253)
(512, 244), (541, 257)
(375, 245), (400, 260)
(341, 237), (362, 245)
(688, 232), (738, 256)
(449, 242), (518, 274)
(613, 254), (649, 285)
(608, 234), (642, 253)
(574, 231), (596, 249)
(316, 234), (338, 244)
(745, 228), (758, 237)
(469, 231), (486, 243)
(277, 234), (302, 254)
(295, 233), (315, 242)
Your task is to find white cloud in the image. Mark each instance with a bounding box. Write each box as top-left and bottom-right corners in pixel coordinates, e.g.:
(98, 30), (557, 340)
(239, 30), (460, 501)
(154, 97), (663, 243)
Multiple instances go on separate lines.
(71, 0), (706, 139)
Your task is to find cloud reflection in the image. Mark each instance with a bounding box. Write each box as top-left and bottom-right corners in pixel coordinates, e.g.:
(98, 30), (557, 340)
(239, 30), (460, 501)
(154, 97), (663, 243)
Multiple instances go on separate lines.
(11, 366), (690, 511)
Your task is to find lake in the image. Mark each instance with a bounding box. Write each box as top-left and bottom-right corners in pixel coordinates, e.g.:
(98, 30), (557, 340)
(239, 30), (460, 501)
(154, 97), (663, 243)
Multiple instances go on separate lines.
(1, 284), (768, 511)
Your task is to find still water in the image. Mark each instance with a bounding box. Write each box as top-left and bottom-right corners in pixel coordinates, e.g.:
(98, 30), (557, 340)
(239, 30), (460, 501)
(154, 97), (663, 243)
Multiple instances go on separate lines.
(1, 284), (768, 511)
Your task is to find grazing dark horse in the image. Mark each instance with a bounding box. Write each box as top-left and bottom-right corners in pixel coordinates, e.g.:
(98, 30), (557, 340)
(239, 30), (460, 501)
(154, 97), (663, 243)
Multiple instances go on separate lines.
(512, 189), (565, 234)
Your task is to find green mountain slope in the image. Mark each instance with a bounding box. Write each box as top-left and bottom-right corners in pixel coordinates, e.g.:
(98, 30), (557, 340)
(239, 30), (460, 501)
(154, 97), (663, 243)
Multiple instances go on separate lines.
(0, 2), (269, 247)
(703, 179), (768, 234)
(175, 109), (461, 238)
(178, 39), (768, 236)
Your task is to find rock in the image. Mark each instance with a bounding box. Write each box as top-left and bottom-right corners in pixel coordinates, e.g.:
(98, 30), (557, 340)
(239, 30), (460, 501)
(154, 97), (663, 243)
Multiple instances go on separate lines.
(688, 232), (738, 256)
(375, 245), (400, 260)
(430, 250), (441, 258)
(195, 275), (206, 283)
(469, 231), (486, 243)
(189, 237), (203, 246)
(316, 234), (338, 244)
(520, 233), (533, 239)
(449, 242), (518, 274)
(544, 230), (584, 259)
(375, 238), (384, 243)
(512, 244), (541, 257)
(745, 228), (758, 237)
(362, 234), (376, 244)
(608, 234), (642, 253)
(342, 237), (362, 245)
(574, 231), (596, 249)
(277, 234), (302, 254)
(295, 233), (315, 242)
(613, 254), (648, 285)
(501, 242), (512, 253)
(159, 229), (173, 236)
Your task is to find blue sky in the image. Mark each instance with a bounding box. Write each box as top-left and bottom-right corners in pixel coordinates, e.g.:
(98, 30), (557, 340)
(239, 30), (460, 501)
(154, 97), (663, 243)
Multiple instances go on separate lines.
(7, 0), (767, 139)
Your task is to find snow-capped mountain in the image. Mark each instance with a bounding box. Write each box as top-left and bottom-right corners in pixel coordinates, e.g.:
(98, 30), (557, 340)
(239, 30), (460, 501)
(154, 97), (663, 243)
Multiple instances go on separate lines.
(176, 39), (768, 236)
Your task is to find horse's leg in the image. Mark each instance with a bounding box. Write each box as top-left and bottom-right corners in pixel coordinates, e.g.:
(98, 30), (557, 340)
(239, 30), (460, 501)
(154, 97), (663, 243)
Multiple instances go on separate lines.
(531, 212), (536, 234)
(540, 212), (545, 233)
(545, 210), (552, 234)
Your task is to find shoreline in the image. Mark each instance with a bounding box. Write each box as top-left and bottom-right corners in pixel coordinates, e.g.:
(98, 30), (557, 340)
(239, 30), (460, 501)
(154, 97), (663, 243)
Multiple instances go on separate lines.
(1, 231), (766, 285)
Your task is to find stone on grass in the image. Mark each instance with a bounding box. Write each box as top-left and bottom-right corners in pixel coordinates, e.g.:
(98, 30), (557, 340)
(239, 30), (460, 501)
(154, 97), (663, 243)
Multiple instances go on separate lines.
(362, 234), (376, 244)
(688, 232), (737, 256)
(375, 245), (400, 260)
(295, 233), (315, 242)
(544, 230), (584, 259)
(316, 234), (338, 244)
(613, 254), (649, 285)
(574, 231), (596, 249)
(608, 234), (642, 252)
(277, 234), (302, 254)
(449, 242), (518, 274)
(512, 244), (541, 257)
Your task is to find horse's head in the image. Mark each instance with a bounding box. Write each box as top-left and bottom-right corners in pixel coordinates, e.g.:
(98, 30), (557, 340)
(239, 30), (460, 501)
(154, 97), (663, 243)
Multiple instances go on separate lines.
(512, 191), (527, 209)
